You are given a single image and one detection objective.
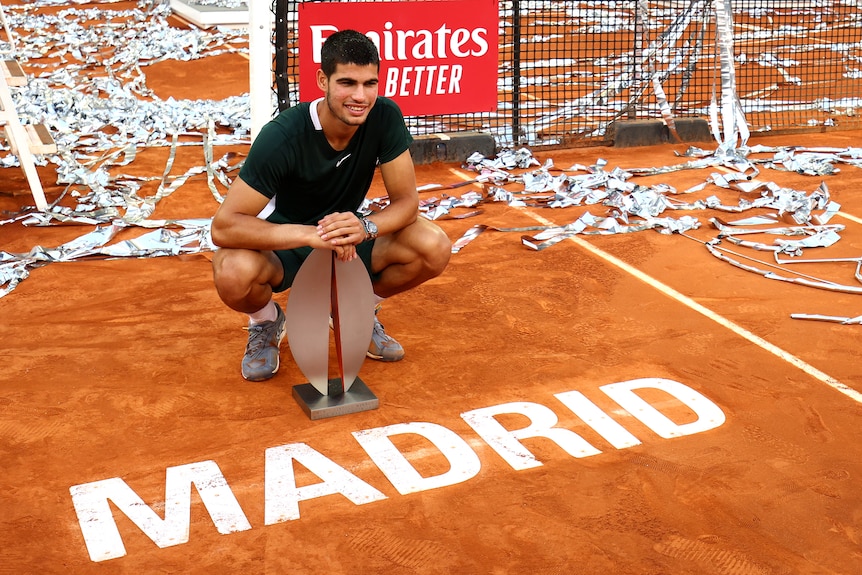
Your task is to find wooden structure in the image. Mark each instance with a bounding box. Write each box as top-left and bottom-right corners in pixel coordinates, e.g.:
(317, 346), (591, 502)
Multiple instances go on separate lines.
(1, 58), (56, 211)
(169, 0), (249, 29)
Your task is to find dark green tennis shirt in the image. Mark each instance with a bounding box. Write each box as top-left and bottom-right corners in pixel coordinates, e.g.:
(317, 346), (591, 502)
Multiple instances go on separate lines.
(239, 96), (413, 225)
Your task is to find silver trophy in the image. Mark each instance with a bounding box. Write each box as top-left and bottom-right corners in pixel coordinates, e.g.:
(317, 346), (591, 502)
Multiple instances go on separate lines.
(285, 249), (378, 420)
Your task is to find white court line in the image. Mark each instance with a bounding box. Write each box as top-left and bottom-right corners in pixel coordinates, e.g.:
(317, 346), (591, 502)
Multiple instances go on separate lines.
(518, 208), (862, 404)
(445, 167), (861, 403)
(837, 210), (862, 225)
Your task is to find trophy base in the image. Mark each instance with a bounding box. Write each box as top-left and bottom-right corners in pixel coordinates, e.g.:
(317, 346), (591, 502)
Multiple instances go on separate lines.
(292, 377), (379, 420)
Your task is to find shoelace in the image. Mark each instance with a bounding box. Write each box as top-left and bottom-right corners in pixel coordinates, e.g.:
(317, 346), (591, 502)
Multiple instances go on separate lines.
(245, 324), (271, 355)
(371, 320), (395, 344)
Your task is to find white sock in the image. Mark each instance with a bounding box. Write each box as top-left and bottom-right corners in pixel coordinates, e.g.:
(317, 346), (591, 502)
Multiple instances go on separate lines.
(248, 301), (277, 324)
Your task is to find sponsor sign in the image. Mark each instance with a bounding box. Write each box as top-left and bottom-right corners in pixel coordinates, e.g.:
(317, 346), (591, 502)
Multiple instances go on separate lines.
(298, 0), (499, 116)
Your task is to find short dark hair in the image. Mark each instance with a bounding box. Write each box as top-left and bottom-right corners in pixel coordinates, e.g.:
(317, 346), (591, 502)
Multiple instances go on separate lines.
(320, 30), (380, 77)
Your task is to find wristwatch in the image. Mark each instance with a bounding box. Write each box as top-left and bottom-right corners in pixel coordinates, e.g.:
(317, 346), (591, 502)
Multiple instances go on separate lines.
(360, 216), (378, 241)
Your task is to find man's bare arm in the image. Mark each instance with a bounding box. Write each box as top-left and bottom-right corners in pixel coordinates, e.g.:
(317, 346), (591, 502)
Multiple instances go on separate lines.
(211, 176), (330, 251)
(373, 149), (419, 234)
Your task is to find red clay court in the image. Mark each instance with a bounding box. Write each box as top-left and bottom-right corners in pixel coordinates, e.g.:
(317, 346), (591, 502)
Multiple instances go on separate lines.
(1, 2), (862, 574)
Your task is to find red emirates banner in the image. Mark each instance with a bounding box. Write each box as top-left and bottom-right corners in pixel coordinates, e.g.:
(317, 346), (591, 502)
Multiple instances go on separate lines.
(298, 0), (499, 116)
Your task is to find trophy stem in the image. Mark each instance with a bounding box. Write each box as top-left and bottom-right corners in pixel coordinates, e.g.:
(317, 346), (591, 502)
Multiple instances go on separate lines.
(330, 252), (348, 394)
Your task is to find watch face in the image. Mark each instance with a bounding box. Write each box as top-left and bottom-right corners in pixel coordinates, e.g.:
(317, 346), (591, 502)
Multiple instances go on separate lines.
(364, 218), (378, 238)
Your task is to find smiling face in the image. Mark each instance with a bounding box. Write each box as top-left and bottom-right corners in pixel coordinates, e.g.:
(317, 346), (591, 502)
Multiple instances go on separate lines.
(317, 62), (379, 128)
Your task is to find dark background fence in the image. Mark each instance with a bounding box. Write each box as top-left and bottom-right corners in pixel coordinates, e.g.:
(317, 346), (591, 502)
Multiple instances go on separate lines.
(273, 0), (862, 148)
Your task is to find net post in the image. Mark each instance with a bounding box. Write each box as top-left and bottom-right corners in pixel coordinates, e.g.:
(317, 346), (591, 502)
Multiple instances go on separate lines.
(249, 1), (275, 141)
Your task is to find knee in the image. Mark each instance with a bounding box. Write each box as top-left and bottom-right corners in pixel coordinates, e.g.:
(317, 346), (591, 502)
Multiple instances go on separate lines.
(422, 224), (452, 277)
(212, 249), (261, 302)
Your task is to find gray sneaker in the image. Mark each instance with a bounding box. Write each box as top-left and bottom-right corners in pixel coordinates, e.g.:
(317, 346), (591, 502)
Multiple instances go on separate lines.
(367, 311), (404, 362)
(241, 303), (286, 381)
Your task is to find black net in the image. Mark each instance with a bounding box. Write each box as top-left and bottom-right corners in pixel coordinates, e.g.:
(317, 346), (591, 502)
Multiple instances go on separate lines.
(272, 0), (862, 148)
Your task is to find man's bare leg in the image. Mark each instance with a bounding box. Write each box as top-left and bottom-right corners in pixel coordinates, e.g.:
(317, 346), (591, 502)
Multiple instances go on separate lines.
(213, 248), (287, 381)
(364, 218), (451, 361)
(370, 217), (451, 298)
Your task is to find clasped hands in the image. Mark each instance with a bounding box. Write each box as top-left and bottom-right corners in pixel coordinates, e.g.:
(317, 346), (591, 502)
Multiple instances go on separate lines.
(315, 211), (367, 262)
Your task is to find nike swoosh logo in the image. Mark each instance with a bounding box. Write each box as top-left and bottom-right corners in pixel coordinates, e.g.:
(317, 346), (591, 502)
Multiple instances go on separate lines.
(336, 154), (352, 168)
